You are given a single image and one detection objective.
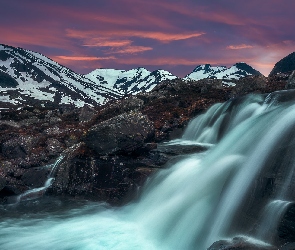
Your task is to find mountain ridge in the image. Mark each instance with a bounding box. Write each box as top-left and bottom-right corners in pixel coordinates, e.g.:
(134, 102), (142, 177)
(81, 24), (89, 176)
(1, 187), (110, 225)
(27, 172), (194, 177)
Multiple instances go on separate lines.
(0, 44), (263, 108)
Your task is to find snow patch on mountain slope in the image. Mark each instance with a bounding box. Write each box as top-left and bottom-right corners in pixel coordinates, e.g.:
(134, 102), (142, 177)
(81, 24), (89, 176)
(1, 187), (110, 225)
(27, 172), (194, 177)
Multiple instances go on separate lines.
(184, 63), (261, 84)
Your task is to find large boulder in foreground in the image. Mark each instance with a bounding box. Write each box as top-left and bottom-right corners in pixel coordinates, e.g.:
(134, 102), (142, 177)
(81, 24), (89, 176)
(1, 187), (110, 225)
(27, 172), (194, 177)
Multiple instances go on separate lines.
(84, 111), (154, 155)
(208, 237), (276, 250)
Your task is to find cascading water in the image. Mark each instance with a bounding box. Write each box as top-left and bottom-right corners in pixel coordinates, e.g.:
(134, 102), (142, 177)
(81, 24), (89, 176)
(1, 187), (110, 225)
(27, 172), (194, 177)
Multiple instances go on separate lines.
(1, 90), (295, 249)
(16, 155), (64, 202)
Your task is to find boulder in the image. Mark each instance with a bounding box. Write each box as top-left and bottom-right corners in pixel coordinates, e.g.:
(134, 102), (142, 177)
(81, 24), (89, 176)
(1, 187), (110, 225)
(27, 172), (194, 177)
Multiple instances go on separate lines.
(231, 75), (267, 97)
(279, 242), (295, 250)
(278, 203), (295, 244)
(114, 97), (144, 112)
(1, 135), (39, 159)
(46, 138), (64, 156)
(84, 111), (154, 155)
(0, 177), (6, 191)
(21, 168), (50, 188)
(285, 71), (295, 89)
(208, 237), (276, 250)
(78, 105), (97, 123)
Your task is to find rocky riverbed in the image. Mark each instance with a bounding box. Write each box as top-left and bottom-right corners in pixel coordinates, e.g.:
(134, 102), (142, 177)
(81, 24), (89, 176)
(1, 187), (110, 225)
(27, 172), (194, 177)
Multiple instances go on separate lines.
(0, 74), (290, 205)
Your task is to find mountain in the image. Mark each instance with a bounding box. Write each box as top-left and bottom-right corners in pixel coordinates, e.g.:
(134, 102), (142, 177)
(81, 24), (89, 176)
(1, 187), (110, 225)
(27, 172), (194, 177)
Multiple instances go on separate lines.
(85, 68), (176, 95)
(184, 63), (262, 86)
(0, 44), (176, 108)
(269, 52), (295, 76)
(0, 44), (263, 108)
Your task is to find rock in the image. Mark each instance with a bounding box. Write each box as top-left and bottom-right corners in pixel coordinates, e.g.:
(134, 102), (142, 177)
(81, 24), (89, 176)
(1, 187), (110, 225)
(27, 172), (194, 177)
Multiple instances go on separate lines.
(231, 75), (267, 97)
(278, 203), (295, 244)
(21, 168), (50, 188)
(1, 135), (39, 159)
(84, 111), (154, 155)
(208, 237), (276, 250)
(78, 105), (97, 123)
(46, 138), (64, 156)
(113, 97), (144, 112)
(279, 242), (295, 250)
(49, 143), (127, 203)
(0, 177), (6, 191)
(155, 143), (208, 156)
(285, 71), (295, 89)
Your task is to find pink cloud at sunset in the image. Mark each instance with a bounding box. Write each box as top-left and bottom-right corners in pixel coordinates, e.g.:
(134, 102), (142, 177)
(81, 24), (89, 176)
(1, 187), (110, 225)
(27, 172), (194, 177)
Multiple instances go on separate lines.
(0, 0), (295, 77)
(54, 56), (116, 61)
(227, 44), (254, 50)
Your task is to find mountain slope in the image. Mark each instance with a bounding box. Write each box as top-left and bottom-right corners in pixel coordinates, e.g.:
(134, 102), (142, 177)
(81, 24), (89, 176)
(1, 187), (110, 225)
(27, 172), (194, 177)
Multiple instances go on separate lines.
(0, 44), (176, 108)
(85, 68), (177, 95)
(184, 63), (262, 85)
(0, 44), (263, 108)
(269, 52), (295, 76)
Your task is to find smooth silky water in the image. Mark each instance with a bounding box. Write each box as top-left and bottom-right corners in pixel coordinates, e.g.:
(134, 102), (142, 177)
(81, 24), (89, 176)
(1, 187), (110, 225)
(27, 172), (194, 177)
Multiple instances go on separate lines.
(1, 90), (295, 249)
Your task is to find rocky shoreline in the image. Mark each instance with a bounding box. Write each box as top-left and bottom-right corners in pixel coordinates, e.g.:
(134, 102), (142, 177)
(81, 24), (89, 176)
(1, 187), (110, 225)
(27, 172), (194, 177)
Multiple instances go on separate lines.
(0, 74), (290, 205)
(0, 72), (295, 249)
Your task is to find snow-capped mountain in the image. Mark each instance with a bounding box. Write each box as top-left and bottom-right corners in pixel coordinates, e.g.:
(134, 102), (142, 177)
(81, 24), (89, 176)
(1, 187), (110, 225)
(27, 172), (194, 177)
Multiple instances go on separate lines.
(0, 44), (176, 108)
(184, 63), (262, 85)
(85, 68), (176, 94)
(0, 44), (262, 108)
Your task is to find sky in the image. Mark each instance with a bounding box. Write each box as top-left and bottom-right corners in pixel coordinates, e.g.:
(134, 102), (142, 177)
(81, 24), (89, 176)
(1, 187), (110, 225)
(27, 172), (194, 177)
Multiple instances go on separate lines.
(1, 0), (295, 77)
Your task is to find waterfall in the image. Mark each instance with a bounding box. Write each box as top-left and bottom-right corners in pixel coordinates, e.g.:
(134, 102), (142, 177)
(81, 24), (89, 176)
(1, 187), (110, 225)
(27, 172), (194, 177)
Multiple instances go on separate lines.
(16, 156), (64, 202)
(133, 90), (295, 249)
(256, 200), (291, 242)
(2, 90), (295, 249)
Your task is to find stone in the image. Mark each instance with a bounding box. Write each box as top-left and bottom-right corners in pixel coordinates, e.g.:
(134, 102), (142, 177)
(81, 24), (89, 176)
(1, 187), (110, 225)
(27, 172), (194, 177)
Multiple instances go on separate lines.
(0, 177), (6, 191)
(78, 105), (97, 123)
(285, 71), (295, 89)
(46, 138), (64, 156)
(208, 237), (276, 250)
(21, 168), (50, 188)
(1, 135), (39, 159)
(84, 111), (154, 155)
(279, 242), (295, 250)
(231, 75), (267, 97)
(278, 203), (295, 244)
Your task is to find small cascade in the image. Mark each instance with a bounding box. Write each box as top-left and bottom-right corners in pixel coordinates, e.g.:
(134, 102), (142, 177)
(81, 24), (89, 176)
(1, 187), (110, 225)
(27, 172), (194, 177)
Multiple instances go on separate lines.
(256, 200), (291, 242)
(16, 156), (64, 202)
(133, 90), (295, 249)
(182, 94), (266, 144)
(2, 90), (295, 249)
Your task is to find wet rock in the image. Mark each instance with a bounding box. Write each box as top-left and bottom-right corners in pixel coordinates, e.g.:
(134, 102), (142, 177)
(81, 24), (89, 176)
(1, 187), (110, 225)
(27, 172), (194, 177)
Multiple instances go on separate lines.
(285, 71), (295, 89)
(155, 143), (208, 156)
(21, 168), (50, 188)
(0, 177), (6, 191)
(84, 111), (154, 155)
(278, 203), (295, 244)
(279, 242), (295, 250)
(208, 237), (276, 250)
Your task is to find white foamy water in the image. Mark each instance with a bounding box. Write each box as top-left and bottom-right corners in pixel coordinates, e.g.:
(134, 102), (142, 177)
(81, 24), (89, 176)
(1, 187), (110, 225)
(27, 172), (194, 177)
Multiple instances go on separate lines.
(2, 90), (295, 249)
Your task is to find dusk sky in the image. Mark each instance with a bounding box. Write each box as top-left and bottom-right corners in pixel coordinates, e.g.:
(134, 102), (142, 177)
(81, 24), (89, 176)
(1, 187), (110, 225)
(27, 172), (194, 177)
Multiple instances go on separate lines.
(1, 0), (295, 77)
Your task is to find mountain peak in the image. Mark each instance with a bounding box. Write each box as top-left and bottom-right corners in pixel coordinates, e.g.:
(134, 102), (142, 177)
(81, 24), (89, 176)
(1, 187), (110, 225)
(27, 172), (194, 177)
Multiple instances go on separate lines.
(269, 52), (295, 76)
(185, 62), (262, 82)
(0, 44), (180, 108)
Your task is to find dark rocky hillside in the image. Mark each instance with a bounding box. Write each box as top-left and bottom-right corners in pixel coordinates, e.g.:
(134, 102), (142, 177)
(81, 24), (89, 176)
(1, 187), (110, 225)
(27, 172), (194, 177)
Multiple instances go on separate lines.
(0, 73), (288, 205)
(269, 52), (295, 76)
